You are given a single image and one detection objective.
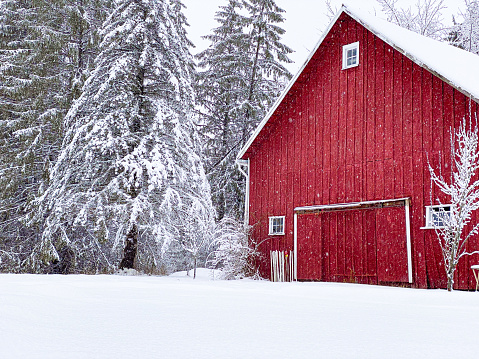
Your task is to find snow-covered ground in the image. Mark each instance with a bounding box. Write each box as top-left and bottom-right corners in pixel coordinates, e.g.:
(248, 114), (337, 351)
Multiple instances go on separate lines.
(1, 269), (477, 359)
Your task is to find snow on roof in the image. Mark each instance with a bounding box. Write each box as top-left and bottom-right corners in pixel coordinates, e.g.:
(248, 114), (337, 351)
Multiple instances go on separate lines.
(345, 3), (479, 100)
(237, 3), (479, 160)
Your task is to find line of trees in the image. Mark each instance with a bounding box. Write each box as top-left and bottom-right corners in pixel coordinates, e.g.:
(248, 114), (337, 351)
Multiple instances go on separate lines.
(0, 0), (293, 276)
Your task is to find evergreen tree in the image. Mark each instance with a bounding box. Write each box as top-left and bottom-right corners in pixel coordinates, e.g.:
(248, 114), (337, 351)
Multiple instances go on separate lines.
(196, 0), (292, 221)
(0, 0), (110, 271)
(31, 0), (214, 273)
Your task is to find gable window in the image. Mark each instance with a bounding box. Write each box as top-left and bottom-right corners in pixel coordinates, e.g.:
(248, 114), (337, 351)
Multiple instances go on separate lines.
(424, 205), (451, 228)
(269, 216), (285, 235)
(342, 41), (359, 69)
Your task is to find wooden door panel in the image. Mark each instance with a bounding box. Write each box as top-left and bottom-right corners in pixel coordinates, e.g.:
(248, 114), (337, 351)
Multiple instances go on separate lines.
(376, 206), (409, 282)
(297, 213), (322, 280)
(297, 205), (408, 283)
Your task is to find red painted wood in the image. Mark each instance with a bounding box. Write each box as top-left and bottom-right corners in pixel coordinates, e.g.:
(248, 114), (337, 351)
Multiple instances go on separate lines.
(338, 21), (348, 204)
(393, 52), (404, 198)
(376, 206), (409, 282)
(330, 30), (340, 204)
(356, 27), (366, 201)
(314, 59), (323, 206)
(353, 210), (363, 276)
(329, 211), (338, 281)
(246, 13), (479, 289)
(366, 30), (375, 163)
(384, 44), (394, 161)
(306, 73), (316, 205)
(322, 46), (332, 204)
(365, 209), (378, 279)
(375, 36), (385, 164)
(297, 206), (410, 284)
(336, 212), (345, 278)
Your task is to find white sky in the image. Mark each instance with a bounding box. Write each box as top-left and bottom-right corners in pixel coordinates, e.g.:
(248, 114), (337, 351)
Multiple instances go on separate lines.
(183, 0), (467, 74)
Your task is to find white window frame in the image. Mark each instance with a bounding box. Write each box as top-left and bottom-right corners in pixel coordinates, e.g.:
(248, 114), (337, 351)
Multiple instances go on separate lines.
(269, 216), (285, 236)
(342, 41), (360, 69)
(422, 205), (452, 229)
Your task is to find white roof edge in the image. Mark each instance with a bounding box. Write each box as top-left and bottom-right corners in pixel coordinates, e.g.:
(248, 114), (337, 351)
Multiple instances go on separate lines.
(294, 198), (410, 212)
(236, 6), (347, 161)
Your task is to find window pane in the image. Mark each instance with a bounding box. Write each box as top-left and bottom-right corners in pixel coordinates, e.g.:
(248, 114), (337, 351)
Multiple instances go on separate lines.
(270, 217), (284, 234)
(346, 48), (357, 66)
(431, 206), (451, 227)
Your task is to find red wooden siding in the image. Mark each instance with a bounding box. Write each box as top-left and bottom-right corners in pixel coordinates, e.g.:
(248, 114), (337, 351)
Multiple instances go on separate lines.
(296, 204), (409, 285)
(246, 13), (479, 289)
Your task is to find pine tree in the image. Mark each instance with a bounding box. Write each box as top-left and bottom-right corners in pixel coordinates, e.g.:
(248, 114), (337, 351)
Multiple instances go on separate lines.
(0, 0), (110, 271)
(196, 0), (292, 221)
(31, 0), (213, 273)
(0, 0), (93, 270)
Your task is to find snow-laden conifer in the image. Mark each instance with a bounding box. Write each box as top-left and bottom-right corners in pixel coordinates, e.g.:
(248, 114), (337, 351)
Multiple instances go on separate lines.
(32, 0), (214, 273)
(0, 0), (110, 271)
(196, 0), (292, 221)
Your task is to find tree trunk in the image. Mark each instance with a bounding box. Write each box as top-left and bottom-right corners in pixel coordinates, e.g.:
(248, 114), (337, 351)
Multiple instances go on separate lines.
(447, 268), (454, 291)
(119, 224), (138, 270)
(193, 256), (197, 279)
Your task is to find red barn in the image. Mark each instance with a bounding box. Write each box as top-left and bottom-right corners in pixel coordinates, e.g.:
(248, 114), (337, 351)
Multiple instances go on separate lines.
(237, 4), (479, 289)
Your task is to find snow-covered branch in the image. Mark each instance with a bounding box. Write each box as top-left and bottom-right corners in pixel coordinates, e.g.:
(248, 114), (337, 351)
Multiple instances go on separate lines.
(428, 116), (479, 291)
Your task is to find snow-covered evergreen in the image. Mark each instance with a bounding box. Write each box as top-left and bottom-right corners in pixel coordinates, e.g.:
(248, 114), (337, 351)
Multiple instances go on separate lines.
(0, 0), (111, 271)
(30, 0), (214, 273)
(196, 0), (292, 221)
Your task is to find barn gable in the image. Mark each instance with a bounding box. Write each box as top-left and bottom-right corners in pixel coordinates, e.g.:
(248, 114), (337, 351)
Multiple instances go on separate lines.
(238, 4), (479, 160)
(238, 4), (479, 289)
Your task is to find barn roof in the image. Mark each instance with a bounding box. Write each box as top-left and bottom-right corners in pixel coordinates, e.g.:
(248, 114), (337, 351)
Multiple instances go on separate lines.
(238, 3), (479, 160)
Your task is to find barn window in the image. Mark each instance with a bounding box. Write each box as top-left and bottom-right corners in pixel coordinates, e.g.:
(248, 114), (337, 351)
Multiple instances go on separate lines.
(342, 41), (359, 69)
(424, 205), (451, 228)
(269, 216), (285, 235)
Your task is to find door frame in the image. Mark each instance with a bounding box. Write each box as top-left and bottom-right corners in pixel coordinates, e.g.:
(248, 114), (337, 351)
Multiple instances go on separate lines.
(293, 198), (412, 283)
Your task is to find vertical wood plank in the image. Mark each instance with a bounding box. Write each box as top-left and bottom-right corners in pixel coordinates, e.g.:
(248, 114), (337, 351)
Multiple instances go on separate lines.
(375, 36), (385, 199)
(356, 26), (366, 201)
(323, 43), (332, 204)
(393, 52), (404, 198)
(330, 30), (340, 204)
(315, 56), (324, 205)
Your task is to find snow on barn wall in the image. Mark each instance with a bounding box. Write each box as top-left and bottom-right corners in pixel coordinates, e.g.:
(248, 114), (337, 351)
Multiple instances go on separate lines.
(238, 5), (479, 289)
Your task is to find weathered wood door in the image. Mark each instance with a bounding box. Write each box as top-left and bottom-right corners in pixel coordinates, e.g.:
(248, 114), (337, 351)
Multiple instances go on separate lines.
(297, 205), (409, 284)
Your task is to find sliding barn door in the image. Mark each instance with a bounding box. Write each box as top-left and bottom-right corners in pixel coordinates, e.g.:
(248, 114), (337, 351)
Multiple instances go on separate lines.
(296, 205), (409, 284)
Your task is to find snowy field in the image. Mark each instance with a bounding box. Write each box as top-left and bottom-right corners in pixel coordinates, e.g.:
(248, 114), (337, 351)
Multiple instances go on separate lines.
(1, 270), (478, 359)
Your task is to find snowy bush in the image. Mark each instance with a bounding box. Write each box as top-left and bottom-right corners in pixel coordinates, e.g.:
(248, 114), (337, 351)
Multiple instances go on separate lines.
(209, 217), (262, 280)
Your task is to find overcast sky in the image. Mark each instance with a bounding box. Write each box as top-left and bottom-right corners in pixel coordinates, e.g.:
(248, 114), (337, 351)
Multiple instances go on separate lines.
(182, 0), (466, 74)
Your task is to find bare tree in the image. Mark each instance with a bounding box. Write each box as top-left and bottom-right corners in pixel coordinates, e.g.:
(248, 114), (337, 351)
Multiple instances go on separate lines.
(428, 116), (479, 291)
(325, 0), (338, 20)
(377, 0), (448, 39)
(178, 197), (216, 279)
(451, 0), (479, 54)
